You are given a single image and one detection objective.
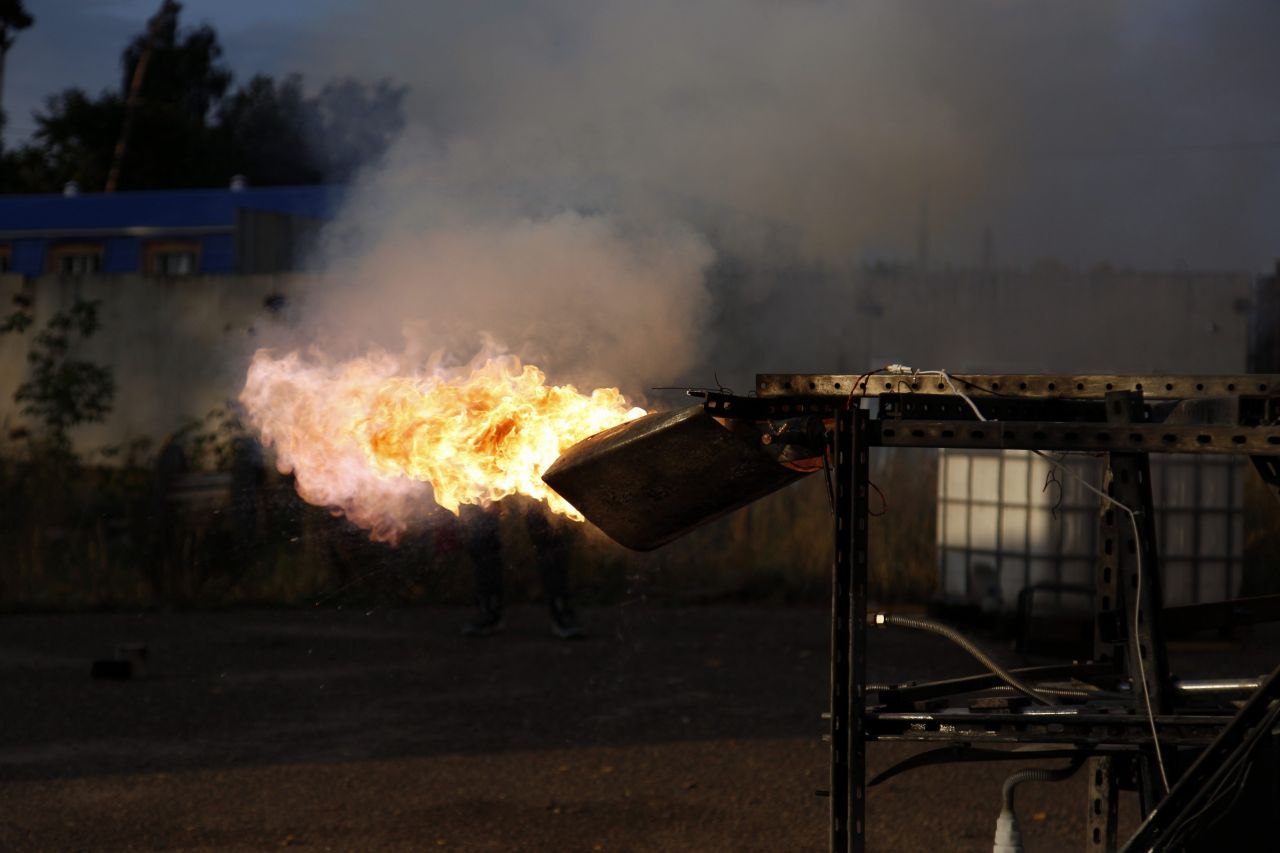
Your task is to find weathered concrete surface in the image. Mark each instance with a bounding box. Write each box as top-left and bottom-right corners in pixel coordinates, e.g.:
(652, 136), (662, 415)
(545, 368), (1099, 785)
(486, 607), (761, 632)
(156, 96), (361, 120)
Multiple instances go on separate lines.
(3, 604), (1268, 851)
(0, 268), (1254, 460)
(0, 272), (307, 455)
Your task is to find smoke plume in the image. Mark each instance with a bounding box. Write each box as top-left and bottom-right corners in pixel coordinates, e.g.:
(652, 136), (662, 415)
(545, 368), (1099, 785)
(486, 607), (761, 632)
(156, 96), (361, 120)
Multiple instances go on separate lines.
(282, 0), (1280, 390)
(234, 0), (1280, 535)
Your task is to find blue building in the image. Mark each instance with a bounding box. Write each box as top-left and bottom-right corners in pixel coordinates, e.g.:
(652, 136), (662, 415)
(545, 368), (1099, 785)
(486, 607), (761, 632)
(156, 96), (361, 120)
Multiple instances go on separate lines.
(0, 182), (342, 276)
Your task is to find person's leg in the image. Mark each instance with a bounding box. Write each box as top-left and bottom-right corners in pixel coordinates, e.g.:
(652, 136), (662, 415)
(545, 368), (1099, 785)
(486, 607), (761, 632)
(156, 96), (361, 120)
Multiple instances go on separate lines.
(538, 543), (583, 639)
(464, 550), (504, 635)
(462, 509), (505, 636)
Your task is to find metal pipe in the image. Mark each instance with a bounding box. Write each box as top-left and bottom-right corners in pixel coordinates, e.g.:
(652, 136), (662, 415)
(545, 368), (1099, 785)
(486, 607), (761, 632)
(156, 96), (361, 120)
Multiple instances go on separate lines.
(1111, 677), (1264, 696)
(873, 613), (1061, 705)
(1174, 678), (1263, 695)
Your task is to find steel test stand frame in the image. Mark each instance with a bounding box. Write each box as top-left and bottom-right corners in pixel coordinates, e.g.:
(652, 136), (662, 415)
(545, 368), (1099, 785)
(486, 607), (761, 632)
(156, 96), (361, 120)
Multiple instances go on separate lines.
(704, 373), (1280, 852)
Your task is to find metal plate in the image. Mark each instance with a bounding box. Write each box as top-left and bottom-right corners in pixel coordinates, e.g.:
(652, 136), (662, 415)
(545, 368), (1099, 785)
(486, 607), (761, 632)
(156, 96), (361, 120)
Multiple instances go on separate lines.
(541, 404), (802, 551)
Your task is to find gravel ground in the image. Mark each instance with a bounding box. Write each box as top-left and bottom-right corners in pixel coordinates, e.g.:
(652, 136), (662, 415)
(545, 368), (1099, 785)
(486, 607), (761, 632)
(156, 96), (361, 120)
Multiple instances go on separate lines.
(0, 605), (1274, 851)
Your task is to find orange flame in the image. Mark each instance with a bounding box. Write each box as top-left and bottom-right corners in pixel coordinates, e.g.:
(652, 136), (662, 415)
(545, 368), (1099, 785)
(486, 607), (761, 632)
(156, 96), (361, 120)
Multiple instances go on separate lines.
(239, 348), (645, 537)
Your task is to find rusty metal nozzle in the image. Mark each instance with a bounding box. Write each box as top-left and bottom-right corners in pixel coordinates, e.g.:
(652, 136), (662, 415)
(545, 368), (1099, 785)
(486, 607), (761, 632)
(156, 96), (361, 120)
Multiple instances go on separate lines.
(542, 404), (808, 551)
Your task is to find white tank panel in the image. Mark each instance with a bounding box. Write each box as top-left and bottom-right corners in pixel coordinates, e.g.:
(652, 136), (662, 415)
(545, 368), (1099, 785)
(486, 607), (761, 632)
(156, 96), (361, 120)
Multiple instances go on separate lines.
(936, 449), (1244, 610)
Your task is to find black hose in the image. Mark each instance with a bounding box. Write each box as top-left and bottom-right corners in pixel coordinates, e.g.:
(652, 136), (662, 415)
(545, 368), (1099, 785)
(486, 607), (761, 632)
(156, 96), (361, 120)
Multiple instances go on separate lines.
(873, 613), (1055, 705)
(1002, 758), (1086, 811)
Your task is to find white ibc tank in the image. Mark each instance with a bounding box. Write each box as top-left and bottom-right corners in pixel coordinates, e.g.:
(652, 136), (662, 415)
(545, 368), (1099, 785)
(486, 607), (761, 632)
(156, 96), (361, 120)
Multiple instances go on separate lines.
(936, 450), (1244, 610)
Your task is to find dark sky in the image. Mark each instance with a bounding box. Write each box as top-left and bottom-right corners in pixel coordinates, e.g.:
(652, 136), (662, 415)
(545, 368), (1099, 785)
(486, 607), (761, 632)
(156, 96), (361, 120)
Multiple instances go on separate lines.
(3, 0), (337, 142)
(6, 1), (1280, 271)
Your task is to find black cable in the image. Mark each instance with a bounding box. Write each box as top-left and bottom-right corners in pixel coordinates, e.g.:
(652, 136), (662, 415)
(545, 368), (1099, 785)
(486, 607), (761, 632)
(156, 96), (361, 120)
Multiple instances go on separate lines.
(844, 366), (888, 410)
(821, 441), (835, 517)
(1042, 464), (1064, 520)
(1159, 700), (1280, 849)
(1162, 759), (1254, 851)
(867, 481), (887, 517)
(1002, 757), (1087, 811)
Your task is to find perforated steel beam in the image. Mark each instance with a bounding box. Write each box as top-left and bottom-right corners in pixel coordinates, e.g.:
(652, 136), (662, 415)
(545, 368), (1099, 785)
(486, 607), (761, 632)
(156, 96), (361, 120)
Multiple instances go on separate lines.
(875, 421), (1280, 454)
(757, 373), (1280, 399)
(1087, 756), (1121, 851)
(831, 408), (870, 853)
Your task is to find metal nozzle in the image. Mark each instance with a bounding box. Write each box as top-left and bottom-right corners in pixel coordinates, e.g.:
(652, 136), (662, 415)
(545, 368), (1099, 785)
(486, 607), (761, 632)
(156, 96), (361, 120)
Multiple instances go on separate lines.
(542, 404), (807, 551)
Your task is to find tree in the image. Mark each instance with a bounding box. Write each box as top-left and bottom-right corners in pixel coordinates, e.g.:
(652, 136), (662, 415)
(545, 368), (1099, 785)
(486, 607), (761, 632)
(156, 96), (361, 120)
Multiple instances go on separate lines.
(306, 77), (407, 182)
(214, 74), (406, 186)
(1, 292), (116, 455)
(0, 3), (404, 192)
(13, 89), (124, 191)
(109, 3), (231, 189)
(214, 74), (323, 186)
(0, 0), (33, 117)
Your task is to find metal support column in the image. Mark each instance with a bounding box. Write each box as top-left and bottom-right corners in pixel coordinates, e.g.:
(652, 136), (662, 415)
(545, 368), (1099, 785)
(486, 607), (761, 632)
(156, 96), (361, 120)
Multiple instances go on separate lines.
(1086, 756), (1121, 851)
(831, 407), (870, 853)
(1086, 390), (1134, 851)
(1102, 391), (1175, 812)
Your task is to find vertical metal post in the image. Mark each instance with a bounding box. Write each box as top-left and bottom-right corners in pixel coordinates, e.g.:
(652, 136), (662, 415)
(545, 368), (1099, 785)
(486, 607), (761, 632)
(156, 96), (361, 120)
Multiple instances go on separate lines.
(1225, 457), (1237, 599)
(830, 412), (850, 853)
(1086, 756), (1120, 851)
(1090, 435), (1121, 845)
(831, 407), (869, 853)
(1090, 478), (1123, 852)
(1094, 455), (1123, 666)
(1087, 393), (1136, 850)
(1101, 391), (1174, 814)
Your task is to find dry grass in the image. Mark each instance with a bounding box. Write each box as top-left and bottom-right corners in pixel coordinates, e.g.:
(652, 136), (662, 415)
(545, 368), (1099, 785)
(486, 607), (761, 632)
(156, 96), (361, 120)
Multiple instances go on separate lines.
(9, 437), (1275, 613)
(0, 441), (941, 611)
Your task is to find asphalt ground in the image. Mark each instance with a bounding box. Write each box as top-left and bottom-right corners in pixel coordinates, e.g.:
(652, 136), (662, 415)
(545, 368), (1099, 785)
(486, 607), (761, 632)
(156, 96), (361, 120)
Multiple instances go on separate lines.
(1, 605), (1275, 851)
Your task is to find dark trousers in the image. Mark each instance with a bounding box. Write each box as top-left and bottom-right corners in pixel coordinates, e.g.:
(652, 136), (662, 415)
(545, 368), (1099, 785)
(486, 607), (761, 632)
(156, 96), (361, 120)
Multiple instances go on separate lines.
(472, 543), (570, 611)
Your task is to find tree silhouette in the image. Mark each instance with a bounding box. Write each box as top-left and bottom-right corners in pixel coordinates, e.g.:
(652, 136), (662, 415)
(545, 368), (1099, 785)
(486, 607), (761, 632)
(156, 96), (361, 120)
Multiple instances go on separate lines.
(0, 2), (404, 192)
(0, 0), (33, 118)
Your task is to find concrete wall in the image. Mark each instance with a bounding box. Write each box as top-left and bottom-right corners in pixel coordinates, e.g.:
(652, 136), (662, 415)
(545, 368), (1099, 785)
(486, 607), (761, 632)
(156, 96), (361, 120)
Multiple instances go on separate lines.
(0, 272), (311, 457)
(724, 268), (1253, 377)
(0, 267), (1257, 461)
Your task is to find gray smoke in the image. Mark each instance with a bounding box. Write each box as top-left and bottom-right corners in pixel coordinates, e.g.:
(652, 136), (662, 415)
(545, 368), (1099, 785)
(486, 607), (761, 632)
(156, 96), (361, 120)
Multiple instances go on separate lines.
(282, 0), (1280, 393)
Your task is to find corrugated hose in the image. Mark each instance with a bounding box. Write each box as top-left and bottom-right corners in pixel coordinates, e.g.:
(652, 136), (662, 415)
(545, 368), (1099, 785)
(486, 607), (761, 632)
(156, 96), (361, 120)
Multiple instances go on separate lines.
(871, 613), (1082, 705)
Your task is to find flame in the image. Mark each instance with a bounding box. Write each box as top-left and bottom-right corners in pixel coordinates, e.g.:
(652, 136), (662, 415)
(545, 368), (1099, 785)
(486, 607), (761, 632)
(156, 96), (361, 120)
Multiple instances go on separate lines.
(239, 348), (646, 538)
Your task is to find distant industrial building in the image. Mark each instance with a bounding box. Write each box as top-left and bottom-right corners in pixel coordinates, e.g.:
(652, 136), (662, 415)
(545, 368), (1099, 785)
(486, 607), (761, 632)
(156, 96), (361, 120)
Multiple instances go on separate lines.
(0, 181), (341, 276)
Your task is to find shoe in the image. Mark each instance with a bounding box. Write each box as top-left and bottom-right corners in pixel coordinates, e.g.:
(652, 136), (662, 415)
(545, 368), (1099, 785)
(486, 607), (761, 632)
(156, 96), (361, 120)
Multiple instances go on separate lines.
(462, 609), (505, 637)
(549, 597), (585, 640)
